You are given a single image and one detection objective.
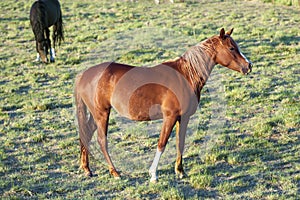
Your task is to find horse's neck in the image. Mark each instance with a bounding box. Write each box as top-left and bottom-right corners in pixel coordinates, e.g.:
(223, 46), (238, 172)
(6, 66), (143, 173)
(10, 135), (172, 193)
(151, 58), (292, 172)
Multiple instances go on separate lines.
(178, 40), (216, 95)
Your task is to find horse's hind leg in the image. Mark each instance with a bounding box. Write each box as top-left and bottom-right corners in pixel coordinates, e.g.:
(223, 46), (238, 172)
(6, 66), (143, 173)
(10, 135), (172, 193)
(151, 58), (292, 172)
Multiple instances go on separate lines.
(95, 108), (120, 179)
(45, 28), (54, 63)
(80, 114), (97, 177)
(51, 25), (57, 62)
(50, 47), (55, 62)
(80, 139), (92, 176)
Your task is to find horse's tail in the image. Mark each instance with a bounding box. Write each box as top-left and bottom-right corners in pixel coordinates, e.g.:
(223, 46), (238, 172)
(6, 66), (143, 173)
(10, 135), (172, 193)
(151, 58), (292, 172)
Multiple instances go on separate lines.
(30, 1), (46, 42)
(55, 9), (64, 46)
(74, 73), (93, 156)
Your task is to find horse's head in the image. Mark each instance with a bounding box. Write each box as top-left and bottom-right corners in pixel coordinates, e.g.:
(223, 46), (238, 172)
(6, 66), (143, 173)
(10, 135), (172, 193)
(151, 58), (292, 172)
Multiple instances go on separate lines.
(37, 39), (49, 63)
(214, 28), (252, 75)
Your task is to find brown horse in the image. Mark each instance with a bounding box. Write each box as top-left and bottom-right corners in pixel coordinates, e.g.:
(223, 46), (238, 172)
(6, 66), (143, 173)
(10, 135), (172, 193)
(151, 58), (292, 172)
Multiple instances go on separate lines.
(74, 28), (252, 182)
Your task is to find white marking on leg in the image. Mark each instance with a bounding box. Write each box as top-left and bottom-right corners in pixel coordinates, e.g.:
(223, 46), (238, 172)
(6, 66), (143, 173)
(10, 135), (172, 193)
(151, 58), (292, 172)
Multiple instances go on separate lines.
(51, 48), (56, 58)
(50, 48), (55, 62)
(36, 53), (40, 62)
(149, 148), (163, 182)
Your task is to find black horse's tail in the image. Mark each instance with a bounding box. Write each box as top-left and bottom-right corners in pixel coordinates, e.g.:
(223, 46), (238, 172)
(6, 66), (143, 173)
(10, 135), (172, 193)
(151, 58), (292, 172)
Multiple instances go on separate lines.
(55, 9), (64, 46)
(30, 1), (46, 42)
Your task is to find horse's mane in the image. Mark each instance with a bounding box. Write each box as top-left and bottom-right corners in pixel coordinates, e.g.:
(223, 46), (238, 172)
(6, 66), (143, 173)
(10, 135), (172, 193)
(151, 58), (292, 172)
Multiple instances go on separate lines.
(31, 1), (47, 42)
(180, 37), (218, 90)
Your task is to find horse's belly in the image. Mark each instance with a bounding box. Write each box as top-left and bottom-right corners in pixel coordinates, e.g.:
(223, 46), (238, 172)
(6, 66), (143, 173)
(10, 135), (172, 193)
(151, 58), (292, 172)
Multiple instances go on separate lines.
(113, 103), (163, 121)
(111, 84), (166, 121)
(128, 102), (163, 121)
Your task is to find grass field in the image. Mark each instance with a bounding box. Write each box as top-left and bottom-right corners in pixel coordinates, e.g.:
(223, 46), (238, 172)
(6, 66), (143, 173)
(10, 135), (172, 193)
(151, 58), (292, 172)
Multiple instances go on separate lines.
(0, 0), (299, 199)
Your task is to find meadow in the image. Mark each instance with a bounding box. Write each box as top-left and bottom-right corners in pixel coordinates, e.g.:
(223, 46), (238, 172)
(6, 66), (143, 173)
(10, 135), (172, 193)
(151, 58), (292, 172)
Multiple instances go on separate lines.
(0, 0), (299, 199)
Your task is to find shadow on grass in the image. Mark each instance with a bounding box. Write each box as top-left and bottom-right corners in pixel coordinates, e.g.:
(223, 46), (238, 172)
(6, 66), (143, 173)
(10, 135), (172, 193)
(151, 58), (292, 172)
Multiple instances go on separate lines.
(113, 131), (300, 198)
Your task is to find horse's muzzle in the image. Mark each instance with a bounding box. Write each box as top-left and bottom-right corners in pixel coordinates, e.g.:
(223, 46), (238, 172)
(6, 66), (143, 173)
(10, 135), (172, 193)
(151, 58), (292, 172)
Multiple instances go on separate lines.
(243, 62), (252, 75)
(248, 62), (253, 74)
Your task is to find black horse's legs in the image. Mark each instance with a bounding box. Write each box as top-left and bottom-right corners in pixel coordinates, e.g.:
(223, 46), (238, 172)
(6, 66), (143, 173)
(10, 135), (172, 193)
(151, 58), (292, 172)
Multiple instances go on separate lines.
(45, 28), (54, 63)
(50, 47), (56, 62)
(52, 25), (57, 49)
(51, 25), (57, 62)
(35, 40), (41, 61)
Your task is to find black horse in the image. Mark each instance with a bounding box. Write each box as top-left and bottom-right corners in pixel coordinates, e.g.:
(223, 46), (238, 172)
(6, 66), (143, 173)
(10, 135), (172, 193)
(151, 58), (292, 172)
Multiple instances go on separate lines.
(30, 0), (64, 63)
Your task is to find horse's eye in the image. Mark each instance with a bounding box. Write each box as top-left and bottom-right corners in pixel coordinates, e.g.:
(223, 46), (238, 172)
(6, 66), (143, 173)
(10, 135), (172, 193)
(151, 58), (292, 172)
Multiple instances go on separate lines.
(229, 47), (235, 51)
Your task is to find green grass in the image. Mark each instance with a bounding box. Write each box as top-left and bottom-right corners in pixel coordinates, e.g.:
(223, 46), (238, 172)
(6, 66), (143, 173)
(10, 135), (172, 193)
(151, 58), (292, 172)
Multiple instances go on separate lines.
(263, 0), (300, 6)
(1, 0), (299, 199)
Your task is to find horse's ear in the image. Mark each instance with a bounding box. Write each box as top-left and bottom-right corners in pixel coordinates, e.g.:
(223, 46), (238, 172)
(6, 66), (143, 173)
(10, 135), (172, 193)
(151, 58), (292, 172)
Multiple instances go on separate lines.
(220, 28), (225, 39)
(226, 28), (234, 36)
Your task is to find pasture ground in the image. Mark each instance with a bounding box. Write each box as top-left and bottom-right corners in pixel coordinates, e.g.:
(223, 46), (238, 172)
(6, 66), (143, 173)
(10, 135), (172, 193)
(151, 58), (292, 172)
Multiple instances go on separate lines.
(0, 0), (299, 199)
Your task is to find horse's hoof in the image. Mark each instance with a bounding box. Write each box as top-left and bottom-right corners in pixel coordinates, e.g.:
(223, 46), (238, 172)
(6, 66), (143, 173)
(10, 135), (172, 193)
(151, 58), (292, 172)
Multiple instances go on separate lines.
(109, 168), (121, 179)
(50, 58), (55, 63)
(175, 168), (187, 179)
(85, 171), (93, 177)
(175, 171), (187, 179)
(150, 177), (158, 183)
(177, 173), (184, 179)
(149, 171), (158, 183)
(41, 57), (48, 63)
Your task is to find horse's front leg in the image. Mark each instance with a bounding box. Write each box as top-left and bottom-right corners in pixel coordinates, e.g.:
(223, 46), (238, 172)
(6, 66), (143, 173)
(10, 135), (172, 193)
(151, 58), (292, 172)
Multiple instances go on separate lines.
(149, 116), (177, 183)
(35, 40), (41, 62)
(175, 116), (189, 179)
(36, 53), (41, 62)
